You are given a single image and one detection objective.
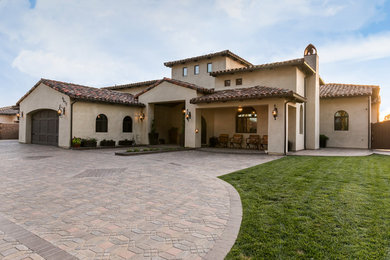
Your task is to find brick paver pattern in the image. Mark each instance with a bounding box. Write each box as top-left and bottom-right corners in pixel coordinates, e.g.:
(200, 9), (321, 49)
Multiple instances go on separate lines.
(0, 140), (280, 259)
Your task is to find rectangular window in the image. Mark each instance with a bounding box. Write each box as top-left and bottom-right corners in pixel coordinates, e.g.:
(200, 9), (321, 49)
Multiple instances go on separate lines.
(207, 63), (212, 73)
(183, 67), (188, 77)
(224, 80), (231, 87)
(194, 65), (199, 75)
(236, 78), (242, 85)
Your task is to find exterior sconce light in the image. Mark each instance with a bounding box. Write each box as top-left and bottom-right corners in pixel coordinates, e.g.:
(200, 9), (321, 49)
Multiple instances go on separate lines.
(182, 108), (186, 114)
(17, 111), (23, 118)
(237, 106), (243, 112)
(57, 105), (65, 116)
(138, 112), (145, 122)
(195, 128), (199, 133)
(185, 109), (191, 121)
(272, 105), (278, 120)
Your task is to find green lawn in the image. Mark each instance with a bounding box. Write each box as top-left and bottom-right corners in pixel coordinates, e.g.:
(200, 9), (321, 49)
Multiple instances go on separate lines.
(220, 155), (390, 259)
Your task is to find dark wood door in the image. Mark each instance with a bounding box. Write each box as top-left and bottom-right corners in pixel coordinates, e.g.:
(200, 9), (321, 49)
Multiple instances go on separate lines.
(31, 110), (59, 146)
(372, 121), (390, 149)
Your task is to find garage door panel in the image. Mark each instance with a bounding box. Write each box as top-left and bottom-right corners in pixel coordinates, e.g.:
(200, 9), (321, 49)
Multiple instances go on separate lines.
(31, 110), (59, 146)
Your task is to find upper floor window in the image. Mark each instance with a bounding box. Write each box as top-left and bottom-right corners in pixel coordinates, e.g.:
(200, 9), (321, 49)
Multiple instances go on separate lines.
(236, 107), (257, 133)
(207, 63), (212, 73)
(236, 78), (242, 85)
(194, 65), (199, 75)
(224, 80), (231, 87)
(123, 116), (133, 133)
(183, 67), (188, 77)
(334, 110), (349, 131)
(96, 114), (108, 132)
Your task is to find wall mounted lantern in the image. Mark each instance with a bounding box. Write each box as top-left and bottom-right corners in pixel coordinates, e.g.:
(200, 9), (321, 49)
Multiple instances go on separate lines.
(185, 109), (191, 121)
(272, 105), (278, 120)
(16, 111), (23, 119)
(195, 128), (199, 133)
(182, 108), (186, 114)
(237, 106), (243, 112)
(138, 112), (145, 122)
(57, 105), (65, 116)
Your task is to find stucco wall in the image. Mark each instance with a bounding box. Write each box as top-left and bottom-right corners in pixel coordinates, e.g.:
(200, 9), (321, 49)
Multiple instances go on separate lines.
(170, 56), (226, 88)
(18, 83), (71, 148)
(225, 57), (248, 70)
(371, 102), (380, 123)
(72, 102), (142, 145)
(0, 115), (18, 124)
(320, 96), (370, 148)
(213, 66), (298, 92)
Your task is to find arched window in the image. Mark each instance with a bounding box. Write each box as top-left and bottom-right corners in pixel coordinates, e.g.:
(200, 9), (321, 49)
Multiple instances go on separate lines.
(334, 111), (349, 131)
(236, 107), (257, 133)
(123, 116), (133, 133)
(96, 114), (108, 132)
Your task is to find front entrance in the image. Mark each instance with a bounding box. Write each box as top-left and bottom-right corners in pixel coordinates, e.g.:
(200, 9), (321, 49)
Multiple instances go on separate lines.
(31, 110), (59, 146)
(153, 102), (185, 146)
(372, 121), (390, 149)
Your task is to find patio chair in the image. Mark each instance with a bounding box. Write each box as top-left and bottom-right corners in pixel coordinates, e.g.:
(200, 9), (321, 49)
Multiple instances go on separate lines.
(230, 134), (243, 148)
(260, 135), (268, 150)
(218, 134), (229, 148)
(246, 134), (260, 149)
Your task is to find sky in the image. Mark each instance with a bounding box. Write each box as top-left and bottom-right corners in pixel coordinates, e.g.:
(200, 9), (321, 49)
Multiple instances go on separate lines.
(0, 0), (389, 120)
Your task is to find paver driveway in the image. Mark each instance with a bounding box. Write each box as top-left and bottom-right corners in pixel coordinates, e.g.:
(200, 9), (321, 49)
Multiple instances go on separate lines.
(0, 140), (281, 260)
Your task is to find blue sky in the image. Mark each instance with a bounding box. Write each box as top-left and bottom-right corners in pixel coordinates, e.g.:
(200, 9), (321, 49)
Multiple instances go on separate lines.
(0, 0), (389, 119)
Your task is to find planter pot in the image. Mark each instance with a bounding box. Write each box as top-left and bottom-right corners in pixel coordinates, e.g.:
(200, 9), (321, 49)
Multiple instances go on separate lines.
(118, 140), (134, 146)
(148, 133), (159, 145)
(72, 143), (81, 148)
(320, 139), (327, 148)
(81, 140), (97, 147)
(100, 140), (116, 146)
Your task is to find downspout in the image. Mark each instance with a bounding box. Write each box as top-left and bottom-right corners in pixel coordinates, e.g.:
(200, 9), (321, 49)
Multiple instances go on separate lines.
(70, 100), (77, 147)
(368, 96), (371, 149)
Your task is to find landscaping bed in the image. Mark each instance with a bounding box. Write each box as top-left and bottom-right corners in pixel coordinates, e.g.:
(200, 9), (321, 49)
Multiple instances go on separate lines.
(220, 155), (390, 259)
(115, 146), (192, 156)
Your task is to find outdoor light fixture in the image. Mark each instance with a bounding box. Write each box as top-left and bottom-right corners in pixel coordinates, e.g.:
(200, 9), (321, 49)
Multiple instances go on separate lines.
(185, 109), (191, 121)
(195, 128), (199, 133)
(237, 106), (243, 112)
(17, 111), (23, 118)
(138, 112), (145, 122)
(182, 108), (186, 114)
(272, 105), (278, 120)
(57, 105), (65, 116)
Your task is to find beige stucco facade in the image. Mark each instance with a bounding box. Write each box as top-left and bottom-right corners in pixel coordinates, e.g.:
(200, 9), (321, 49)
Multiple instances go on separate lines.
(320, 96), (371, 149)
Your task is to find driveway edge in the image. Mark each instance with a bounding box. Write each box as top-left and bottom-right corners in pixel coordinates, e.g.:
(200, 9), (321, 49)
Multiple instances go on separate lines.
(204, 181), (242, 260)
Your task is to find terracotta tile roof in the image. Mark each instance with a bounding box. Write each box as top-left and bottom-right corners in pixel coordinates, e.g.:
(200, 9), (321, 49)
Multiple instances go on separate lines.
(190, 86), (306, 104)
(0, 106), (18, 115)
(164, 50), (252, 68)
(320, 83), (380, 102)
(134, 77), (214, 98)
(102, 79), (160, 90)
(17, 79), (145, 107)
(210, 58), (315, 76)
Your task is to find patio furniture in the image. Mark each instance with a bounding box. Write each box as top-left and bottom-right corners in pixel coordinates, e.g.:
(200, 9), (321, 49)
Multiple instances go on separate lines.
(260, 135), (268, 150)
(246, 134), (260, 149)
(230, 134), (243, 148)
(218, 134), (229, 147)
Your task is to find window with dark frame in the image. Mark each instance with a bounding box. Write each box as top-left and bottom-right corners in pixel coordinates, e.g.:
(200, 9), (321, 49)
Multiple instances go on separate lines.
(96, 114), (108, 132)
(194, 65), (199, 75)
(236, 78), (242, 85)
(207, 63), (212, 73)
(123, 116), (133, 133)
(236, 107), (257, 133)
(334, 110), (349, 131)
(224, 80), (231, 86)
(183, 67), (188, 77)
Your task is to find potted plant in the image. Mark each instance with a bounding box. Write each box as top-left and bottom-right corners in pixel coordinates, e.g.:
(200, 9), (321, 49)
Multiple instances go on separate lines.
(81, 138), (97, 147)
(118, 139), (134, 146)
(100, 139), (116, 147)
(148, 119), (159, 145)
(320, 134), (329, 148)
(72, 137), (81, 148)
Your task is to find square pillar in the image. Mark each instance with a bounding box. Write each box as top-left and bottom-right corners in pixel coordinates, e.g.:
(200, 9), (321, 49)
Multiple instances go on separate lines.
(184, 101), (201, 148)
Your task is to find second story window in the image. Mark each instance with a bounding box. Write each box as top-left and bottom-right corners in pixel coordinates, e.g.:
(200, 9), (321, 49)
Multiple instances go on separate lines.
(236, 78), (242, 85)
(224, 80), (231, 87)
(207, 63), (212, 73)
(183, 67), (188, 77)
(194, 65), (199, 75)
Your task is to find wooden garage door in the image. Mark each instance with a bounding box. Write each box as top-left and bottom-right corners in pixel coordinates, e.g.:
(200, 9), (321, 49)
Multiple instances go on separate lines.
(371, 121), (390, 149)
(31, 110), (59, 146)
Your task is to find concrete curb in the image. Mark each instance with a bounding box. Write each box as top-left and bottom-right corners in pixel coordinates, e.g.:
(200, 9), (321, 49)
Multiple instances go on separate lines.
(204, 180), (242, 260)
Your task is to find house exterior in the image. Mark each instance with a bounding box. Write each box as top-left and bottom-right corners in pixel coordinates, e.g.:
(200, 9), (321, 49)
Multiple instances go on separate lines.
(0, 106), (19, 139)
(16, 45), (381, 154)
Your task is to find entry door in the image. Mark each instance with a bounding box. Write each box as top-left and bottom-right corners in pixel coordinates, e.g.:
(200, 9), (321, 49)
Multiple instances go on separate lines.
(31, 110), (59, 146)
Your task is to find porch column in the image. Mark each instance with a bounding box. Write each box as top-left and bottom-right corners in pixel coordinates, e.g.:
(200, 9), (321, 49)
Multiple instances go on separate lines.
(141, 104), (154, 145)
(267, 100), (285, 155)
(184, 101), (201, 148)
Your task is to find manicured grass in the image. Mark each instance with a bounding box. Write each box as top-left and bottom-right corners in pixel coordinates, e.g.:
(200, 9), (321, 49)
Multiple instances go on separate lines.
(220, 155), (390, 259)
